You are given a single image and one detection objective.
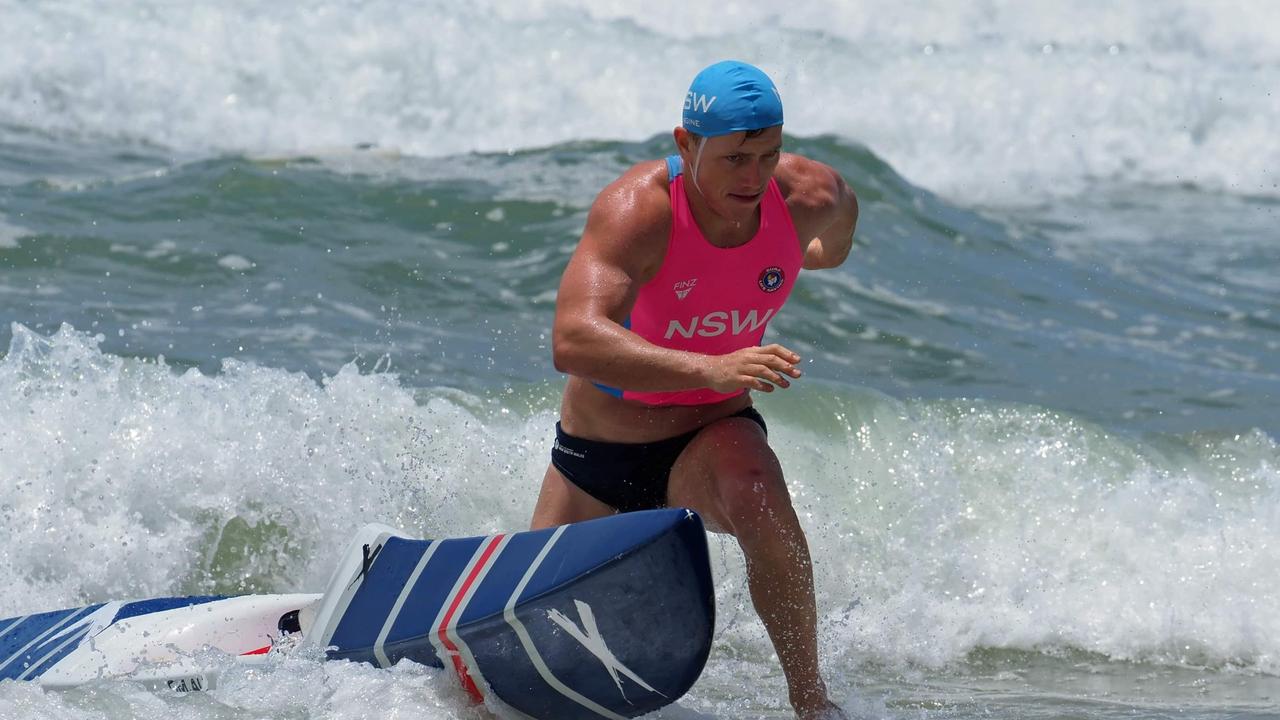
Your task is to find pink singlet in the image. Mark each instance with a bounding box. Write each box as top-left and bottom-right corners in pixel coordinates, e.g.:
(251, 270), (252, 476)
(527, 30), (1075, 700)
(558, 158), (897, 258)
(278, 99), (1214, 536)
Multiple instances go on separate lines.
(594, 154), (803, 406)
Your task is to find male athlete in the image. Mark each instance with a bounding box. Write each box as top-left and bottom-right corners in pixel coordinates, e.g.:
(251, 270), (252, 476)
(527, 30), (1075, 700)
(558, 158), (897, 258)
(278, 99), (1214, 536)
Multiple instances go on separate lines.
(531, 61), (858, 720)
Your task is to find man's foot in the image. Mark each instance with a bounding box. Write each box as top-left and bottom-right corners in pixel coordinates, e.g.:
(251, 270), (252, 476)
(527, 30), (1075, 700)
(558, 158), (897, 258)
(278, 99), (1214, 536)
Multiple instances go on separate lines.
(796, 698), (849, 720)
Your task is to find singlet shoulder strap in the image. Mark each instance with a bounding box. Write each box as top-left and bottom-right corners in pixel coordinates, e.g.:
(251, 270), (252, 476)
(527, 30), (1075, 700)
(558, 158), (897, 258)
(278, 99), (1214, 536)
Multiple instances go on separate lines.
(665, 154), (683, 182)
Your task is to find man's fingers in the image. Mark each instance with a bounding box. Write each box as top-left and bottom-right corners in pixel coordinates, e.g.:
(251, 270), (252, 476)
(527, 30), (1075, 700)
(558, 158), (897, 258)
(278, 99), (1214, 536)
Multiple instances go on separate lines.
(718, 347), (804, 392)
(763, 344), (802, 364)
(751, 352), (803, 378)
(760, 367), (791, 388)
(746, 365), (791, 390)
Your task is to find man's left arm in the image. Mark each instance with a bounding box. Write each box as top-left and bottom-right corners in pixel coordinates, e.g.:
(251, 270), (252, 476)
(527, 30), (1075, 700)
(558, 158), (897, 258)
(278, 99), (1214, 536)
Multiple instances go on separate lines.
(800, 164), (859, 270)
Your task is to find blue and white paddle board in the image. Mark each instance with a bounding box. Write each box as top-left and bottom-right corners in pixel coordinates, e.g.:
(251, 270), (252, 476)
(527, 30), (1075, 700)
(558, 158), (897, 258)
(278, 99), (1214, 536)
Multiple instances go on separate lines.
(0, 508), (715, 719)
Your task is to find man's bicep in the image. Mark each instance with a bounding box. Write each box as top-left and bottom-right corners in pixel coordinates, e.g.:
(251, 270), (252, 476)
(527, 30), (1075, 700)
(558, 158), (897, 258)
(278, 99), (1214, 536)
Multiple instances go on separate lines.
(556, 238), (640, 325)
(556, 174), (664, 324)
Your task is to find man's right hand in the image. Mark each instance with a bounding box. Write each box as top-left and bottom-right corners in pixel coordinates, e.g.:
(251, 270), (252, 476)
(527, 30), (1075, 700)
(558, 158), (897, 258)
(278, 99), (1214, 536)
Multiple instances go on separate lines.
(705, 344), (803, 393)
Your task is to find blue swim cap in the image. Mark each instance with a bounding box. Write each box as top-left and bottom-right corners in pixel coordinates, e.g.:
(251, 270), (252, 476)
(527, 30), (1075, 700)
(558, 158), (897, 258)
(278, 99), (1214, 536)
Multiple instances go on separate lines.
(682, 60), (783, 137)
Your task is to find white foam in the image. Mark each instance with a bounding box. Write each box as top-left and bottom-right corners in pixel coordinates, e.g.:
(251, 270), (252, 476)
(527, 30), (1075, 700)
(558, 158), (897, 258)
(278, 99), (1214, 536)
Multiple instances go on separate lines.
(1, 1), (1277, 201)
(0, 213), (32, 248)
(0, 323), (553, 615)
(767, 392), (1280, 674)
(217, 254), (254, 271)
(2, 325), (1276, 679)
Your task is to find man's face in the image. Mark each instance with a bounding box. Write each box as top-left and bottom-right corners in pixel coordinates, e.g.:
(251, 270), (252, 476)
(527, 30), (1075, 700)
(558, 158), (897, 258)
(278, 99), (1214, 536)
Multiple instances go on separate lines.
(682, 126), (784, 222)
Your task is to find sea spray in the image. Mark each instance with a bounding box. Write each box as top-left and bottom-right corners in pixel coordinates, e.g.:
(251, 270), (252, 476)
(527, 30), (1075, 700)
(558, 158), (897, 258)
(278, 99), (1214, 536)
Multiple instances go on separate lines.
(4, 325), (1275, 676)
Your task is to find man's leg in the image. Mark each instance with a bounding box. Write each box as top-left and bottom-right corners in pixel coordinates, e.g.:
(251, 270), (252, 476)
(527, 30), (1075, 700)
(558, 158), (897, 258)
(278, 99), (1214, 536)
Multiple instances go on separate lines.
(667, 416), (843, 720)
(530, 463), (615, 529)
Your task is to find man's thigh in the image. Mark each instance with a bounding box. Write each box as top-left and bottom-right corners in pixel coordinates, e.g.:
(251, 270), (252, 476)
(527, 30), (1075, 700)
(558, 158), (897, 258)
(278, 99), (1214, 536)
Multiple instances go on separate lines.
(530, 463), (616, 530)
(666, 415), (784, 534)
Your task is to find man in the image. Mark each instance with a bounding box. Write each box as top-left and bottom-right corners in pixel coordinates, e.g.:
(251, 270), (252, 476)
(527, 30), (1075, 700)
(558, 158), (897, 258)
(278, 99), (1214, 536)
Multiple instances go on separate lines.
(531, 60), (858, 720)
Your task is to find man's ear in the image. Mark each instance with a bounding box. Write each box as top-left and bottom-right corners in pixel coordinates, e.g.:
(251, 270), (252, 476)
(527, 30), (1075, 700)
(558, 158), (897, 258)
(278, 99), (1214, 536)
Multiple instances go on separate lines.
(672, 127), (694, 155)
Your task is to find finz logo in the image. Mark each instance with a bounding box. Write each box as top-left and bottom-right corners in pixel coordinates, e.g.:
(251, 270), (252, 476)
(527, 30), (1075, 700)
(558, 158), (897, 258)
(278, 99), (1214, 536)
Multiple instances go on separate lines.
(673, 278), (697, 300)
(758, 267), (785, 292)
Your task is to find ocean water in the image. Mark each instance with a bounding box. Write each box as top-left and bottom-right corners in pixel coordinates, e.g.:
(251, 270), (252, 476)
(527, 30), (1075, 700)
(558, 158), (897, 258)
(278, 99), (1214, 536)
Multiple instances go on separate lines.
(1, 2), (1278, 719)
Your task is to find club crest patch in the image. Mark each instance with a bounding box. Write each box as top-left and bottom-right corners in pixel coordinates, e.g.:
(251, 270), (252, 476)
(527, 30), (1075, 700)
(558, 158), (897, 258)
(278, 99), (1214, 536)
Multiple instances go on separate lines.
(758, 266), (785, 293)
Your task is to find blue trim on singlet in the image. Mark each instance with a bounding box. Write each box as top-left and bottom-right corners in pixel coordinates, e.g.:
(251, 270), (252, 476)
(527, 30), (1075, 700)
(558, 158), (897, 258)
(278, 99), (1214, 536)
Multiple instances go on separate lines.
(594, 381), (625, 398)
(592, 315), (630, 398)
(665, 154), (683, 180)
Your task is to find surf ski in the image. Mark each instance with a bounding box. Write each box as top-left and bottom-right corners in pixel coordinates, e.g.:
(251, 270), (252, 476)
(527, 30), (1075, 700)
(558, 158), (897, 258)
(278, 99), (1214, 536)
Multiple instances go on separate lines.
(0, 508), (714, 719)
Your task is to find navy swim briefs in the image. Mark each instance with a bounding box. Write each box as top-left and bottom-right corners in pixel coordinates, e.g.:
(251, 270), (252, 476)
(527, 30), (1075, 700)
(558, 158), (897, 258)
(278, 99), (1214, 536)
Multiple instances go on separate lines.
(549, 406), (767, 513)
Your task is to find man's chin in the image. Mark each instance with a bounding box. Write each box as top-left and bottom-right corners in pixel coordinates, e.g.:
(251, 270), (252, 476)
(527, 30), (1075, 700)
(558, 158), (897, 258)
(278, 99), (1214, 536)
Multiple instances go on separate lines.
(715, 195), (761, 219)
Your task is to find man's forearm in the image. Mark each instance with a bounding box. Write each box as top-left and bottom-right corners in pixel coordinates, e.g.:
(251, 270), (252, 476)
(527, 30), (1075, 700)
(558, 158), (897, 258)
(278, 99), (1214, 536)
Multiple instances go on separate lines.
(552, 318), (711, 392)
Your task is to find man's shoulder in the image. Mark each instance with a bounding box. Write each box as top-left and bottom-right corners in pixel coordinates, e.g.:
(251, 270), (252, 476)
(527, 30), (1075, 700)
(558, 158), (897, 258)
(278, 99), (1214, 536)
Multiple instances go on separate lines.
(598, 158), (671, 207)
(588, 159), (673, 238)
(774, 153), (841, 212)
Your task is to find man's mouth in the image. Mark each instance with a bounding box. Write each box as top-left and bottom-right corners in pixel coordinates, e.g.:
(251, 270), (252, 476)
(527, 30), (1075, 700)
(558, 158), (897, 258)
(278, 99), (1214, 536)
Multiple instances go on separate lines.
(727, 189), (764, 203)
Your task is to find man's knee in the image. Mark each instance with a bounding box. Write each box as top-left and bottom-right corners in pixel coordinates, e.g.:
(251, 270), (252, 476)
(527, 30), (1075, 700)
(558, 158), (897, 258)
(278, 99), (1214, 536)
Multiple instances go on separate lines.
(695, 421), (792, 533)
(716, 462), (792, 530)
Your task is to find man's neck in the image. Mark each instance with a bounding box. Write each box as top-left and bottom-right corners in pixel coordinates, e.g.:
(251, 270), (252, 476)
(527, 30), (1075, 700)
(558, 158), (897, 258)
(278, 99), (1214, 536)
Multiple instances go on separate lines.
(683, 182), (761, 249)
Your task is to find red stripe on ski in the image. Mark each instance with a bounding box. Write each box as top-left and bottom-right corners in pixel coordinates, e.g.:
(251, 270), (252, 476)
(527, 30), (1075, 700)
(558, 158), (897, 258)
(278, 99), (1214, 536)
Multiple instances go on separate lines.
(437, 534), (505, 703)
